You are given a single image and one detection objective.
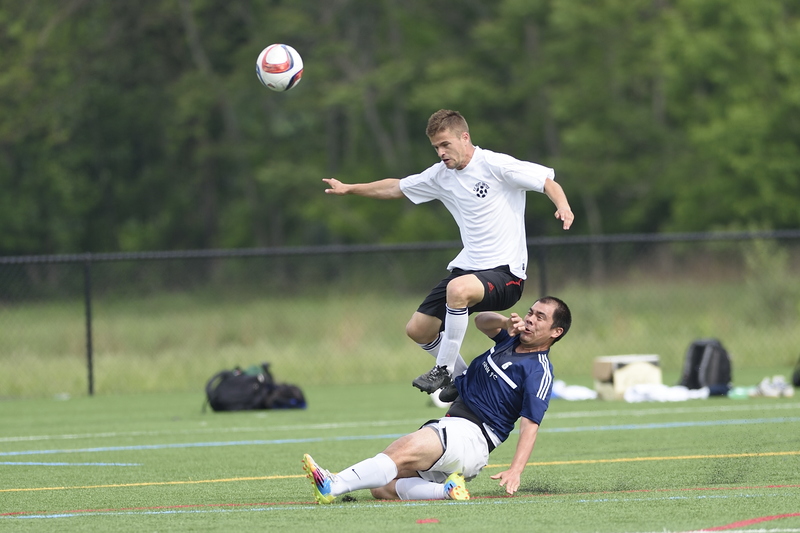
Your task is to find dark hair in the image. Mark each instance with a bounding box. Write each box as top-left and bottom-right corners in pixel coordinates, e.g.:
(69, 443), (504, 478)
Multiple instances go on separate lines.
(426, 109), (469, 138)
(538, 296), (571, 344)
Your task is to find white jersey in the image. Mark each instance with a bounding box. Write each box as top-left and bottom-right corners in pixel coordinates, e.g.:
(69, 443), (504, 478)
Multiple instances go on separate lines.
(398, 146), (554, 279)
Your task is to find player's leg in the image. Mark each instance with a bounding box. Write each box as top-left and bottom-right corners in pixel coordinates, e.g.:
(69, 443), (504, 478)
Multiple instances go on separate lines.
(303, 428), (444, 503)
(407, 311), (467, 374)
(405, 311), (442, 347)
(379, 473), (468, 501)
(373, 418), (482, 501)
(370, 478), (401, 500)
(421, 267), (524, 392)
(409, 314), (463, 392)
(379, 424), (468, 501)
(391, 418), (484, 500)
(302, 452), (398, 504)
(411, 274), (485, 393)
(435, 273), (485, 373)
(467, 267), (525, 315)
(407, 277), (469, 388)
(369, 467), (426, 500)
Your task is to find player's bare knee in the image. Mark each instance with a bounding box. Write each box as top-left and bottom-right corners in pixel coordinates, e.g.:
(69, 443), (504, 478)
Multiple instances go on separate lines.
(405, 322), (426, 344)
(446, 275), (483, 308)
(406, 315), (439, 344)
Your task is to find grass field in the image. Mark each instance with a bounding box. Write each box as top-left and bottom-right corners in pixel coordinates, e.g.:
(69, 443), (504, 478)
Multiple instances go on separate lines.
(2, 380), (799, 532)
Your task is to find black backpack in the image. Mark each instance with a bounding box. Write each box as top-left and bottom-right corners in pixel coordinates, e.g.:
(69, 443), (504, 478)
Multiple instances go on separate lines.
(678, 338), (732, 395)
(205, 362), (306, 412)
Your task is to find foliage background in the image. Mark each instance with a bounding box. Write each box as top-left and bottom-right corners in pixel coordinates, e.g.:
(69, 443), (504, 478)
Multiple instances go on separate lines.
(2, 0), (800, 257)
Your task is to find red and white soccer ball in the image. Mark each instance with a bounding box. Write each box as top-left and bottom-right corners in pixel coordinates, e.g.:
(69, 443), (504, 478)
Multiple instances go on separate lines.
(256, 44), (304, 92)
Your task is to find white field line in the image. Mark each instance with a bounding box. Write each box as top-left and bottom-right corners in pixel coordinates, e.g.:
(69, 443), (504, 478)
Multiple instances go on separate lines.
(0, 419), (422, 444)
(1, 401), (798, 444)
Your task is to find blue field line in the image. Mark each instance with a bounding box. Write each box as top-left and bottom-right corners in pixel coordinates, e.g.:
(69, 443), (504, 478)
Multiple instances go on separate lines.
(542, 416), (800, 433)
(1, 417), (798, 457)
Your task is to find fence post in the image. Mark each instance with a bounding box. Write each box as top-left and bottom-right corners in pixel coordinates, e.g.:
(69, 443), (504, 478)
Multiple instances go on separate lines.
(536, 247), (548, 297)
(83, 258), (94, 396)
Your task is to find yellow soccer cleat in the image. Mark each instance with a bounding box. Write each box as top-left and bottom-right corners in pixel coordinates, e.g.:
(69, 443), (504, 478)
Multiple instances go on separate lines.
(302, 453), (335, 504)
(443, 472), (470, 501)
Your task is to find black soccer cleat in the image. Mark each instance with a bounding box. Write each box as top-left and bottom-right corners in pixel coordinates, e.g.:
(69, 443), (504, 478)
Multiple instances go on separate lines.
(437, 383), (459, 403)
(412, 365), (452, 394)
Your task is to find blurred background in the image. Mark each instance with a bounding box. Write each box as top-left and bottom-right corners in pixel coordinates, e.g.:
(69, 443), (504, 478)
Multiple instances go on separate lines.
(1, 0), (798, 398)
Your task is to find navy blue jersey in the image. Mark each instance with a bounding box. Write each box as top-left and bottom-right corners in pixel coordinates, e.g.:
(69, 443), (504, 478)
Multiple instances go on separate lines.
(454, 330), (554, 442)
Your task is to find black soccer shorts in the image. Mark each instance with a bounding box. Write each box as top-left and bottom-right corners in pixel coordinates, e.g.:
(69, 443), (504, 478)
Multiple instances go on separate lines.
(416, 265), (525, 323)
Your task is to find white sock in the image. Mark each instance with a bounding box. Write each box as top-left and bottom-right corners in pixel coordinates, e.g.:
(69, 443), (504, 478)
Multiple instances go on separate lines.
(435, 306), (469, 374)
(330, 453), (398, 496)
(418, 333), (442, 358)
(452, 355), (467, 376)
(419, 332), (467, 376)
(395, 477), (446, 500)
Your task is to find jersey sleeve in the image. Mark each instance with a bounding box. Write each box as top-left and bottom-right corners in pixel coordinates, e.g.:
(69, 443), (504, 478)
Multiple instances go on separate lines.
(485, 151), (554, 192)
(519, 358), (553, 424)
(491, 329), (511, 345)
(398, 163), (444, 204)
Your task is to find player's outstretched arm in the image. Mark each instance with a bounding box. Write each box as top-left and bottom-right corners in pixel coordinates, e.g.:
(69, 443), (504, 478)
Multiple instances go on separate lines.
(323, 177), (404, 200)
(490, 417), (540, 495)
(543, 179), (574, 230)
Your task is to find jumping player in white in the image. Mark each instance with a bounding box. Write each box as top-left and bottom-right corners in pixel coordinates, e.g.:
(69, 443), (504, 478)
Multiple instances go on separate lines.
(302, 296), (571, 503)
(323, 110), (574, 397)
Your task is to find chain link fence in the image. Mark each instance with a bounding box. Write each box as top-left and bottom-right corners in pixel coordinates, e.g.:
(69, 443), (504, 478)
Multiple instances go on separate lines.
(2, 230), (799, 398)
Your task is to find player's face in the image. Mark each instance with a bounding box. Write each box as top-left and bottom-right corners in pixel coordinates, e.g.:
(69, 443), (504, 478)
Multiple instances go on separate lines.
(519, 301), (561, 348)
(429, 129), (472, 170)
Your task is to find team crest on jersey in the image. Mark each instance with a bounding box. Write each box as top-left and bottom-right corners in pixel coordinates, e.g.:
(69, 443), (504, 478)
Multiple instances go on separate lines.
(473, 181), (490, 198)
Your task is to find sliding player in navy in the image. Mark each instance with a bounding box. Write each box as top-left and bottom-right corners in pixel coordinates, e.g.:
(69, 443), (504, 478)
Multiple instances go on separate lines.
(301, 296), (572, 502)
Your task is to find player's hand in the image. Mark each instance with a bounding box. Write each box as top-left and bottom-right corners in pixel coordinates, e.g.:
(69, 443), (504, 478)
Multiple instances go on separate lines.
(323, 177), (349, 195)
(507, 313), (525, 337)
(490, 470), (522, 495)
(555, 208), (574, 230)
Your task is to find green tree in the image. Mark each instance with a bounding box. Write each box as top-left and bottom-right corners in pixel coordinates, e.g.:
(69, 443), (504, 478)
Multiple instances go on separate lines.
(2, 0), (799, 257)
(659, 0), (800, 231)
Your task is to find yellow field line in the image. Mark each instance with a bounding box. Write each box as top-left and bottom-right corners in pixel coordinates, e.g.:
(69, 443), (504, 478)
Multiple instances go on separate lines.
(0, 475), (292, 493)
(3, 450), (798, 493)
(488, 449), (800, 468)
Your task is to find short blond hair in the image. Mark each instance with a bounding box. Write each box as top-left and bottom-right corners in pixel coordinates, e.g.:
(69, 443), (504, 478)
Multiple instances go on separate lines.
(426, 109), (469, 138)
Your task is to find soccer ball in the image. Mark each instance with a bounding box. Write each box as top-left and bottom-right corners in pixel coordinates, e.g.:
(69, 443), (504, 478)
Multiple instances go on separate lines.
(429, 388), (453, 408)
(256, 44), (304, 92)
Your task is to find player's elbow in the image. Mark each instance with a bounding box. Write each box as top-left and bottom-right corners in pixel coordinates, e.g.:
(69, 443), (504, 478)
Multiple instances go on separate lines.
(474, 312), (501, 337)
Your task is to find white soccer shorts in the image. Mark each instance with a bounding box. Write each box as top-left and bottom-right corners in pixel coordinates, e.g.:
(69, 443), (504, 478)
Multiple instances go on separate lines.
(418, 416), (490, 483)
